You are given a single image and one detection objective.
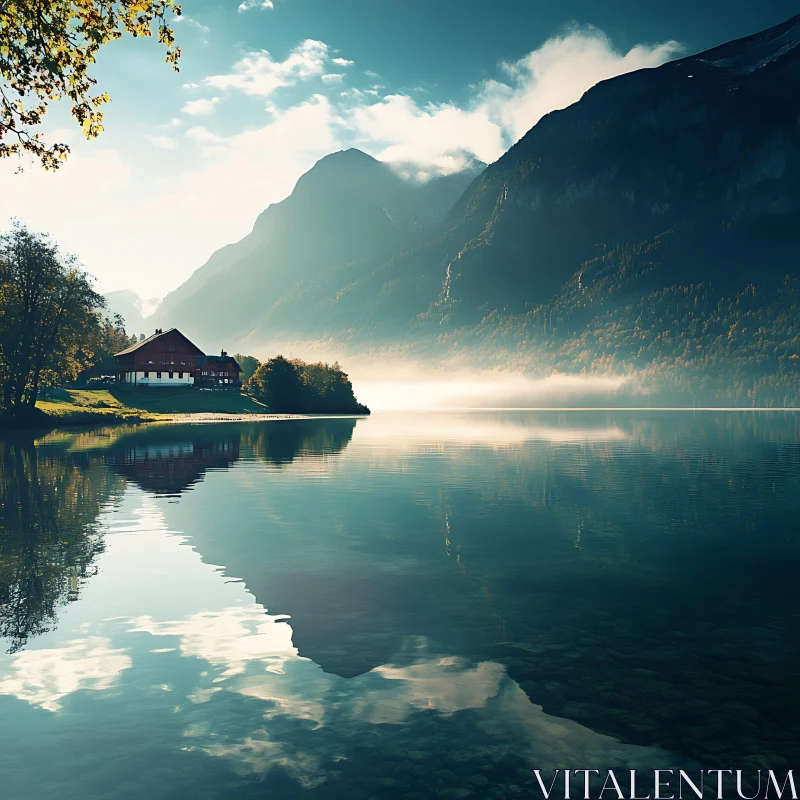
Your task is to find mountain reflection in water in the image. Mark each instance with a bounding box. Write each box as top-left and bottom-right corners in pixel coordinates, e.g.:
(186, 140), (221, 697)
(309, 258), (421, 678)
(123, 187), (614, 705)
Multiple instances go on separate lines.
(0, 412), (798, 798)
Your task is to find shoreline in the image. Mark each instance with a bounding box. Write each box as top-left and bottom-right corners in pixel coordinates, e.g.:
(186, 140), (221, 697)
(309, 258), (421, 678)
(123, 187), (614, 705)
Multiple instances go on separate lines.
(0, 409), (368, 433)
(157, 412), (309, 424)
(4, 404), (799, 433)
(0, 387), (369, 432)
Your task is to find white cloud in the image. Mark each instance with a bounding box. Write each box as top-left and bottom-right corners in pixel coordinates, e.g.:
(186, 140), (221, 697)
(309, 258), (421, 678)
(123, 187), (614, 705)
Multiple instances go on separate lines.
(0, 129), (131, 215)
(175, 15), (210, 35)
(182, 81), (200, 90)
(182, 97), (222, 116)
(349, 94), (505, 174)
(331, 57), (354, 67)
(109, 96), (342, 292)
(165, 97), (340, 223)
(347, 26), (682, 174)
(480, 25), (682, 142)
(145, 134), (178, 150)
(205, 40), (329, 98)
(238, 0), (274, 11)
(185, 125), (224, 147)
(0, 97), (339, 297)
(321, 73), (344, 84)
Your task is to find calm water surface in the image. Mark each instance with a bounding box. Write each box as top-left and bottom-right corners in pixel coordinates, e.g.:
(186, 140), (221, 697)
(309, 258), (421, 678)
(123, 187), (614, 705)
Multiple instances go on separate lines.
(0, 411), (799, 799)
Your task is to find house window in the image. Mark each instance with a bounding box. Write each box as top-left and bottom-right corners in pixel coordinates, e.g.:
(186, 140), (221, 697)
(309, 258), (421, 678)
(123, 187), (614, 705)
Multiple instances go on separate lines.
(144, 371), (149, 378)
(157, 372), (162, 378)
(179, 372), (183, 379)
(169, 372), (174, 379)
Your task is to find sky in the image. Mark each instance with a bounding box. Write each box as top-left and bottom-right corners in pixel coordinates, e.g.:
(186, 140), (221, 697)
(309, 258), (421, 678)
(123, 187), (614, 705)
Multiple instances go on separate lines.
(1, 0), (796, 302)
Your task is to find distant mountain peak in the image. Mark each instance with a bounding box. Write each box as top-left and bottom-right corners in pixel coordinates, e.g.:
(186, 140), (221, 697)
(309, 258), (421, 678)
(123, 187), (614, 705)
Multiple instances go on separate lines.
(151, 148), (484, 343)
(290, 147), (396, 199)
(691, 13), (800, 74)
(326, 148), (380, 162)
(306, 148), (384, 173)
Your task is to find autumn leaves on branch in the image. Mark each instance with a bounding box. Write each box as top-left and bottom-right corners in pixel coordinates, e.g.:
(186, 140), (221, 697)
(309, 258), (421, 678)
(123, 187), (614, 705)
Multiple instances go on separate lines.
(0, 1), (182, 170)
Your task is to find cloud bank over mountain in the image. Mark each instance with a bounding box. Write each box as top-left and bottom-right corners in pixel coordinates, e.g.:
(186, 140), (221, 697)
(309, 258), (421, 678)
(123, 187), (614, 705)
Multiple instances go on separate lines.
(0, 26), (681, 297)
(348, 27), (682, 175)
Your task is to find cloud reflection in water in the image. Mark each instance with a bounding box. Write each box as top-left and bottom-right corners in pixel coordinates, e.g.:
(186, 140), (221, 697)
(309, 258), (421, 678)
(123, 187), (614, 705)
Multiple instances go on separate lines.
(0, 635), (131, 712)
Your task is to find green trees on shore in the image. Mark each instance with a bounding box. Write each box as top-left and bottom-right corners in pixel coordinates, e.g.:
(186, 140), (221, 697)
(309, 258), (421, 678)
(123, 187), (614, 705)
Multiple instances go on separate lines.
(0, 223), (138, 417)
(0, 435), (123, 652)
(232, 353), (261, 384)
(0, 222), (368, 420)
(0, 224), (113, 414)
(247, 356), (369, 414)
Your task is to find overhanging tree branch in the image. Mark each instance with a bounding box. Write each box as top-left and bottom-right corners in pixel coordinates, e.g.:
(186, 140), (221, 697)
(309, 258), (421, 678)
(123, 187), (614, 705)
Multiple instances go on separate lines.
(0, 0), (181, 170)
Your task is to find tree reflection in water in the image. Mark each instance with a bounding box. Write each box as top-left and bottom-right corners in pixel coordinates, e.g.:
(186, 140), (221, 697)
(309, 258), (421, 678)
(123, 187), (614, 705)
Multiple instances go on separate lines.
(0, 437), (123, 653)
(0, 419), (358, 653)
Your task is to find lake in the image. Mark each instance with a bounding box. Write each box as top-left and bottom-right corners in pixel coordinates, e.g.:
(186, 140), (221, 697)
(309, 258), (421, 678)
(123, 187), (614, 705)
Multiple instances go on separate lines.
(0, 411), (798, 799)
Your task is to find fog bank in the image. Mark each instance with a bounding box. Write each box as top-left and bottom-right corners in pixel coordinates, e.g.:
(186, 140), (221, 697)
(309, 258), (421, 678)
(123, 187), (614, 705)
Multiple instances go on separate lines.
(347, 363), (627, 410)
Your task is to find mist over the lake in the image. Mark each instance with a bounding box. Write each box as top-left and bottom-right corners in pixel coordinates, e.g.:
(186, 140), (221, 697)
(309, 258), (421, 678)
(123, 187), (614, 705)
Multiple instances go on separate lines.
(239, 340), (630, 409)
(352, 366), (629, 410)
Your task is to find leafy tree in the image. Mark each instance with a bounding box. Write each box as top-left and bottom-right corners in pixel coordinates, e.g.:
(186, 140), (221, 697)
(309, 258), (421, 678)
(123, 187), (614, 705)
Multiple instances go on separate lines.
(233, 353), (261, 384)
(247, 355), (369, 414)
(247, 355), (305, 413)
(0, 222), (105, 411)
(80, 313), (136, 381)
(300, 360), (368, 413)
(0, 436), (123, 653)
(1, 0), (182, 170)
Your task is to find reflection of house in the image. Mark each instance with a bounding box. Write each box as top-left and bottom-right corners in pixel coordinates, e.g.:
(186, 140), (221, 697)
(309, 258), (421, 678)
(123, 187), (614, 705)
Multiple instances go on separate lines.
(113, 329), (241, 390)
(110, 436), (240, 494)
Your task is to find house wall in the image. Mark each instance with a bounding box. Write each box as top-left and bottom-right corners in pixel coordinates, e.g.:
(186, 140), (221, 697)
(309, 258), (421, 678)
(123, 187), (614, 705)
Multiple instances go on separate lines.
(123, 371), (194, 387)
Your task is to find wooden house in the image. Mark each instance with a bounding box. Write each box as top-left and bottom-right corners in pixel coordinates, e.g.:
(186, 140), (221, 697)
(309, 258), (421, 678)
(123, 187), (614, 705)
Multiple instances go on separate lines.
(114, 329), (241, 389)
(195, 351), (243, 390)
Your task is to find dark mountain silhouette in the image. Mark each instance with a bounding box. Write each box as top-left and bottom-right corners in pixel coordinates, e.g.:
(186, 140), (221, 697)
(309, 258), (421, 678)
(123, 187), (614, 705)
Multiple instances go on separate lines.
(343, 13), (800, 333)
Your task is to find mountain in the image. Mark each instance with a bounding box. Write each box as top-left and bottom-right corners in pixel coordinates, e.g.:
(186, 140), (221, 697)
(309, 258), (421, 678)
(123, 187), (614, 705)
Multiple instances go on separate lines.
(326, 13), (800, 405)
(337, 13), (800, 332)
(159, 15), (800, 404)
(103, 290), (151, 337)
(151, 149), (483, 347)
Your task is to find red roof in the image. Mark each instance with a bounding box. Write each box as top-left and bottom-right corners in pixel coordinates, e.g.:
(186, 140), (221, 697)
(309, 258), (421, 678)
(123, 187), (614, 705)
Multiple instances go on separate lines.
(114, 328), (205, 358)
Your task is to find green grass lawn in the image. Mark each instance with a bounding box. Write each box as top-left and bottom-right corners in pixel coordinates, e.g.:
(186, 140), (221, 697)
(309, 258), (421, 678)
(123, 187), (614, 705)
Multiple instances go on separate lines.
(33, 389), (152, 425)
(31, 387), (270, 425)
(107, 387), (269, 415)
